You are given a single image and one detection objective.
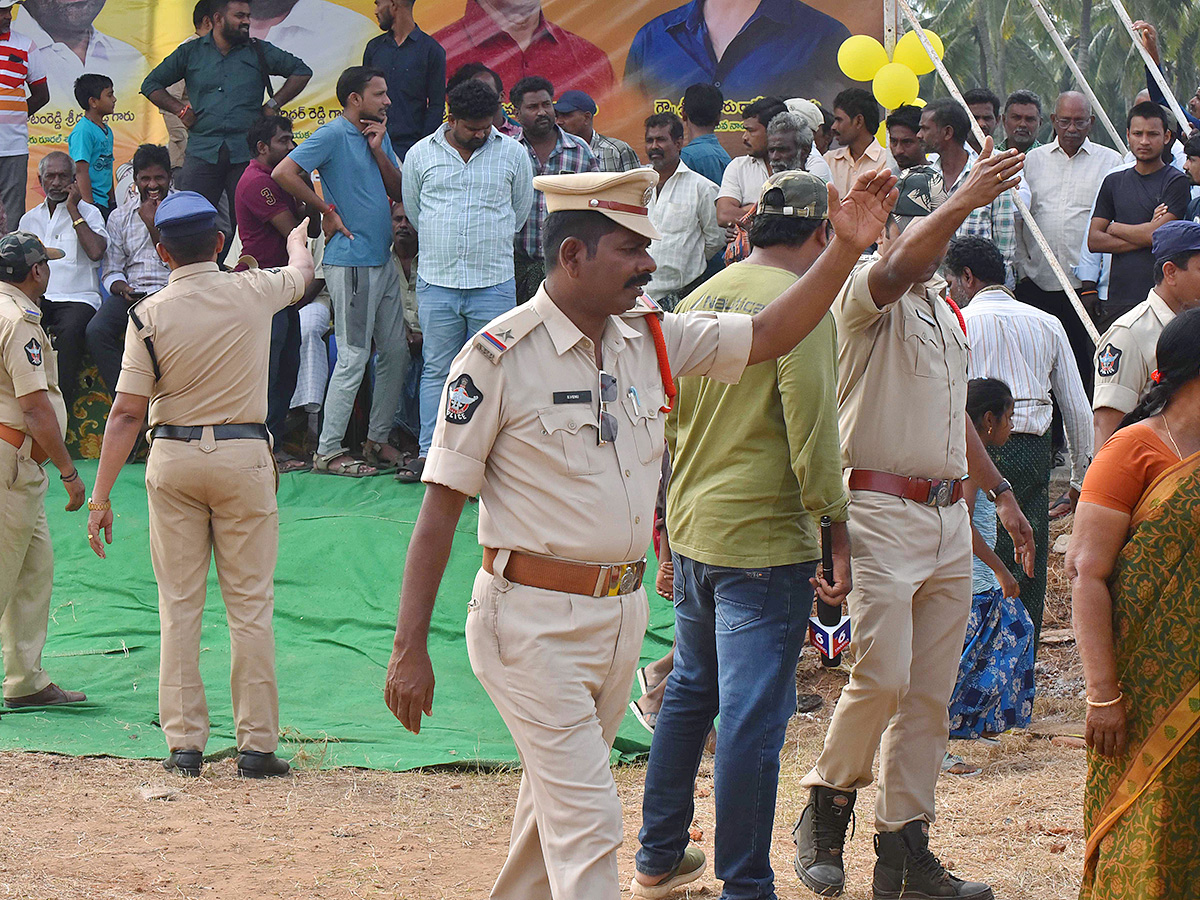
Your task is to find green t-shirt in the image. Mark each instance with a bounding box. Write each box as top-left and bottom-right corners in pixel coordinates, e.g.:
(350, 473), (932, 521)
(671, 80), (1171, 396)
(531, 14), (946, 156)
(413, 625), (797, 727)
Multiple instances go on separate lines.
(666, 263), (848, 568)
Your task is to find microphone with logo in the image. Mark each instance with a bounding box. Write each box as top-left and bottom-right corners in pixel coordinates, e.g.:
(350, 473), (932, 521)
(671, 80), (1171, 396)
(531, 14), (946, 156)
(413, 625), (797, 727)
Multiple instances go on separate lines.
(809, 516), (851, 667)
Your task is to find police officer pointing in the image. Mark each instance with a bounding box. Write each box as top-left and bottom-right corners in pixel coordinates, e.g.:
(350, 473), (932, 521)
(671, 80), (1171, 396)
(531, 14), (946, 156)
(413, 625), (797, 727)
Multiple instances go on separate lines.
(0, 232), (88, 709)
(383, 167), (898, 900)
(87, 191), (314, 778)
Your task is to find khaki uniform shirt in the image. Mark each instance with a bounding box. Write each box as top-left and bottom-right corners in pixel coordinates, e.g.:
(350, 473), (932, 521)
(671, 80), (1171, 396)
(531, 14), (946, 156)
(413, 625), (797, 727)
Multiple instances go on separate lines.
(116, 262), (305, 427)
(423, 286), (753, 564)
(1092, 288), (1176, 415)
(0, 284), (67, 437)
(834, 256), (969, 480)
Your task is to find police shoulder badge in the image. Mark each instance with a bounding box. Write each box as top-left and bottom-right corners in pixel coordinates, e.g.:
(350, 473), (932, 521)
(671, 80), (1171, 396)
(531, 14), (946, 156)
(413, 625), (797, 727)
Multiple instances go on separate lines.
(24, 337), (42, 367)
(445, 374), (483, 424)
(1097, 342), (1122, 377)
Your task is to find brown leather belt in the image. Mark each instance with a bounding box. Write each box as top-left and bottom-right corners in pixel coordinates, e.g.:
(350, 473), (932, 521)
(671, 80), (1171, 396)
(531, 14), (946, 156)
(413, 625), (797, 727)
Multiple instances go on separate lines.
(0, 422), (48, 464)
(482, 548), (647, 598)
(848, 468), (964, 507)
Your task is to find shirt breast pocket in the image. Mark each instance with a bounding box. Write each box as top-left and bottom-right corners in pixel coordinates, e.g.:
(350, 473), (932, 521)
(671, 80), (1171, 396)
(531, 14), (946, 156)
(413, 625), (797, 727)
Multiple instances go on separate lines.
(536, 406), (603, 476)
(902, 310), (941, 378)
(621, 386), (666, 465)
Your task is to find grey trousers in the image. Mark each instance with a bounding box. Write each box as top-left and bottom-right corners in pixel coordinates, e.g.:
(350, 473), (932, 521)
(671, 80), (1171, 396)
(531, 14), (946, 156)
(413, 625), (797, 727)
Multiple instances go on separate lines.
(317, 262), (409, 456)
(0, 154), (28, 230)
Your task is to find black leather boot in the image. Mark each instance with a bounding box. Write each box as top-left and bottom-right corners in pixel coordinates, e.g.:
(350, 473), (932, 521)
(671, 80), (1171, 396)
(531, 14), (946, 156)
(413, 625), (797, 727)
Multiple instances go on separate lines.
(873, 821), (993, 899)
(236, 750), (291, 778)
(162, 750), (203, 777)
(792, 786), (857, 896)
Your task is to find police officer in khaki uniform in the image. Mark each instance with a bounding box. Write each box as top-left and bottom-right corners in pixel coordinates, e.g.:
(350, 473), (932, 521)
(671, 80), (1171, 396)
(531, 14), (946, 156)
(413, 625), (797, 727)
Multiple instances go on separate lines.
(383, 166), (899, 900)
(1092, 220), (1200, 449)
(793, 152), (1035, 900)
(86, 192), (314, 779)
(0, 232), (88, 709)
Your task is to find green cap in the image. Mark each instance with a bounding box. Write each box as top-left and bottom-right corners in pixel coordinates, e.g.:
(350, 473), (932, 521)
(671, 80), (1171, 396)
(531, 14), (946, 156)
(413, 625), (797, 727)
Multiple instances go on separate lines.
(893, 165), (947, 218)
(0, 231), (64, 278)
(756, 170), (829, 219)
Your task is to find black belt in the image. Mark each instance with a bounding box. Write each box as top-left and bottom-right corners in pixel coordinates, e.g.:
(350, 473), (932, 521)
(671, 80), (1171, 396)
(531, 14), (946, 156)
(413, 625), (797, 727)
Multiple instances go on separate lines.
(151, 424), (270, 442)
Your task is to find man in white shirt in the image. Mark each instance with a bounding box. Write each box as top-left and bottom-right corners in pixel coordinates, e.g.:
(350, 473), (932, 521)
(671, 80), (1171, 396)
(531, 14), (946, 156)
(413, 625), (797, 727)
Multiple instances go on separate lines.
(1015, 92), (1122, 394)
(644, 111), (721, 309)
(946, 235), (1092, 647)
(716, 96), (787, 228)
(18, 150), (107, 406)
(785, 98), (834, 184)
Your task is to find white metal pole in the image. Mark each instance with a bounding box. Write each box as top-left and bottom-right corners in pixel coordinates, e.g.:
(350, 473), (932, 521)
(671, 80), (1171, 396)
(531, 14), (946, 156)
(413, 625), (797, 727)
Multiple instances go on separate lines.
(884, 0), (898, 57)
(1108, 0), (1190, 133)
(895, 0), (1100, 345)
(1027, 0), (1127, 153)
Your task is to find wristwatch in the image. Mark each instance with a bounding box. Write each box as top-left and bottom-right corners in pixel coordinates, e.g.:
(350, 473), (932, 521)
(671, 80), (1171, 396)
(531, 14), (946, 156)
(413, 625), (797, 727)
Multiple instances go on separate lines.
(264, 97), (280, 111)
(87, 497), (111, 511)
(986, 479), (1012, 502)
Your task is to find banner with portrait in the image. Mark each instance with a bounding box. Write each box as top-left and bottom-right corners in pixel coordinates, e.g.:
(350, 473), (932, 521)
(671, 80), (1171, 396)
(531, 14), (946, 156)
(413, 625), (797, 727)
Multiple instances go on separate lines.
(13, 0), (884, 209)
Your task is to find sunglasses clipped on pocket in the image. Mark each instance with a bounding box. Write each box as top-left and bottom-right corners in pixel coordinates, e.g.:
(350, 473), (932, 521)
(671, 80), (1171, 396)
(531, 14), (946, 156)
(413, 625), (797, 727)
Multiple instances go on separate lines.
(597, 370), (618, 445)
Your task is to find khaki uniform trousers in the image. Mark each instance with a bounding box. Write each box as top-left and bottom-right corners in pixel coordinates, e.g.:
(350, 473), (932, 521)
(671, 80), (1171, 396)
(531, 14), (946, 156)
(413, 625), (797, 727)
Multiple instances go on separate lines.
(146, 432), (280, 753)
(801, 490), (972, 832)
(0, 439), (53, 699)
(466, 555), (649, 900)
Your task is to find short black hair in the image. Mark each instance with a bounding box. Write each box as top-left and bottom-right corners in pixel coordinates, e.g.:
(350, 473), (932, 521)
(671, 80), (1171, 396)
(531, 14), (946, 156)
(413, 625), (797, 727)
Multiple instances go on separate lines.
(246, 113), (293, 154)
(833, 88), (880, 134)
(818, 105), (834, 135)
(161, 228), (222, 266)
(645, 111), (684, 142)
(945, 235), (1007, 287)
(748, 212), (825, 249)
(1004, 89), (1043, 116)
(193, 0), (211, 29)
(209, 0), (248, 15)
(73, 73), (113, 110)
(1154, 249), (1200, 284)
(966, 377), (1013, 429)
(1127, 100), (1171, 132)
(336, 66), (385, 107)
(742, 96), (788, 129)
(682, 83), (723, 128)
(511, 76), (553, 108)
(448, 79), (500, 121)
(886, 104), (923, 133)
(544, 210), (619, 270)
(132, 143), (172, 175)
(1186, 134), (1200, 159)
(448, 62), (503, 97)
(963, 88), (1000, 117)
(925, 98), (971, 144)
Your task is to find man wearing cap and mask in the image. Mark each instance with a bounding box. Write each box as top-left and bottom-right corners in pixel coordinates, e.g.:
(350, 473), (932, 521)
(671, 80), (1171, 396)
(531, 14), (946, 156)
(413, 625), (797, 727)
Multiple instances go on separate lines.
(0, 230), (89, 710)
(632, 170), (852, 900)
(383, 165), (900, 900)
(793, 152), (1035, 900)
(555, 90), (640, 174)
(1092, 219), (1200, 449)
(85, 191), (314, 780)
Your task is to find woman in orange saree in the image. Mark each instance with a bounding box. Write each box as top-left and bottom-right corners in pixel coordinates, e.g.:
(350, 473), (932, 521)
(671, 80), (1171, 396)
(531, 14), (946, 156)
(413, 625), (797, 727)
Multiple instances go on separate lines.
(1067, 308), (1200, 900)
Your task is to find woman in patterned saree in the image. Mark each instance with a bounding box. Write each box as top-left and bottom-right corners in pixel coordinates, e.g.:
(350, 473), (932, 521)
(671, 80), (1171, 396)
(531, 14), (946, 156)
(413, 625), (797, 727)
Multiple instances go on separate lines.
(1067, 308), (1200, 900)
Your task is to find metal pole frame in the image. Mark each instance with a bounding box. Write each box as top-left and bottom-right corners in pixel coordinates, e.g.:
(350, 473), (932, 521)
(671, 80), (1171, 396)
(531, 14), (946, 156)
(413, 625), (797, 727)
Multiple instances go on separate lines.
(1108, 0), (1190, 133)
(883, 0), (899, 58)
(1027, 0), (1127, 154)
(895, 0), (1100, 344)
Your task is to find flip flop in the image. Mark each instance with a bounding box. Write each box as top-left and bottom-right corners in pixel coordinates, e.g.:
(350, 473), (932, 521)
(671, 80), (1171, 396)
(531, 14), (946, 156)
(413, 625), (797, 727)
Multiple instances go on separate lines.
(274, 453), (312, 474)
(940, 752), (981, 777)
(1049, 493), (1072, 519)
(629, 698), (657, 734)
(395, 456), (426, 484)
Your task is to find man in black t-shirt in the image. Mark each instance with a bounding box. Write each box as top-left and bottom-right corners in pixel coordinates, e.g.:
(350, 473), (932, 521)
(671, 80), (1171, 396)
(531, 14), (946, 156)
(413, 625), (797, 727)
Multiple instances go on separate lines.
(1088, 101), (1191, 328)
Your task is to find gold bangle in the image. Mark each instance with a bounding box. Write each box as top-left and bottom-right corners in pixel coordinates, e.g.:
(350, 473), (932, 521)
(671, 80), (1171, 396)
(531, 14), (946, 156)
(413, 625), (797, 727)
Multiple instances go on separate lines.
(1086, 691), (1123, 708)
(87, 497), (111, 511)
(72, 217), (85, 227)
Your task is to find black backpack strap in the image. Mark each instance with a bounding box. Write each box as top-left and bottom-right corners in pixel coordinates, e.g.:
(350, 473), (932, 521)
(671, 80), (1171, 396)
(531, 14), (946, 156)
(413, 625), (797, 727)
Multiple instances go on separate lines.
(251, 38), (276, 99)
(127, 304), (162, 381)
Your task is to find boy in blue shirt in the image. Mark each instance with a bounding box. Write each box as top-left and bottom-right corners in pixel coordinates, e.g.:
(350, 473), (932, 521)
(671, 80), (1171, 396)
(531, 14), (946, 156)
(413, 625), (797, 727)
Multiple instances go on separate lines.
(68, 74), (116, 219)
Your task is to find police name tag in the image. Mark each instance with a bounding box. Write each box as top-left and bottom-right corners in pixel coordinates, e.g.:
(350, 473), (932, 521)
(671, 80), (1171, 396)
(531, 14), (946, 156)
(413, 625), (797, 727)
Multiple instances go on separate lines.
(553, 390), (592, 404)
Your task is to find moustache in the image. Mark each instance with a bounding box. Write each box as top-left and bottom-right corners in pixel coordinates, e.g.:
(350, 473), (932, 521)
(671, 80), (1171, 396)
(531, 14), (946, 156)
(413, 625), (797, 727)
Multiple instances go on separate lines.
(624, 275), (652, 290)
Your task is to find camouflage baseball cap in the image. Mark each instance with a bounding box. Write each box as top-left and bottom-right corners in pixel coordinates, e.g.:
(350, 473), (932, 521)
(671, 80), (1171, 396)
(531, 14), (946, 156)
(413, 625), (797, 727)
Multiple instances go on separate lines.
(893, 165), (948, 218)
(0, 231), (64, 277)
(756, 170), (828, 219)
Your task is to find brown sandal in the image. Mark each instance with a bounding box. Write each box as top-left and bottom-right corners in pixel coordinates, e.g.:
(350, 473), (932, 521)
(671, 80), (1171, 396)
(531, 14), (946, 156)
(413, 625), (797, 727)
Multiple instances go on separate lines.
(312, 451), (379, 477)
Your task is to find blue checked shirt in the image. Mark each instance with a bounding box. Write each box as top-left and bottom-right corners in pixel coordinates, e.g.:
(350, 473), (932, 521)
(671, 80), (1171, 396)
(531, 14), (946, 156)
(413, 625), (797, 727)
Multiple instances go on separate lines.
(517, 127), (599, 260)
(938, 153), (1018, 288)
(402, 126), (535, 289)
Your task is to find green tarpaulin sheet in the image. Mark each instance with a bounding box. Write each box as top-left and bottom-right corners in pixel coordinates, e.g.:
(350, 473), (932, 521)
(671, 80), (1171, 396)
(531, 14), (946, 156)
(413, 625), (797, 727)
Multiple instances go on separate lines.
(0, 461), (671, 770)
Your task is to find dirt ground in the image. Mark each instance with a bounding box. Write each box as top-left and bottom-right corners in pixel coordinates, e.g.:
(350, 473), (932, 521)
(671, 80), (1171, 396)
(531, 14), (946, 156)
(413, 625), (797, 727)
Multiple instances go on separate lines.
(0, 517), (1089, 900)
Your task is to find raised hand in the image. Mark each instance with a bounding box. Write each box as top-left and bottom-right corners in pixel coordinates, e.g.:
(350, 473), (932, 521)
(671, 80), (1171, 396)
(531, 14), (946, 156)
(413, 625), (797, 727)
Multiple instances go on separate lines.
(958, 137), (1024, 211)
(827, 167), (899, 254)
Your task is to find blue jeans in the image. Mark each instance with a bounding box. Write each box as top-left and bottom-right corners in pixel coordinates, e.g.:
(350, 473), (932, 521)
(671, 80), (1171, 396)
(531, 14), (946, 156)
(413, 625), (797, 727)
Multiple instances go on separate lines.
(636, 555), (816, 900)
(416, 277), (515, 454)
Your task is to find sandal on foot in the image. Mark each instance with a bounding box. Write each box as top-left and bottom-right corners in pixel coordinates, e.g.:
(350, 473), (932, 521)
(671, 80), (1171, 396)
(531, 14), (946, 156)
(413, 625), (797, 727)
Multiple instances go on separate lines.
(629, 698), (658, 735)
(363, 440), (401, 473)
(1049, 492), (1072, 519)
(274, 452), (312, 474)
(630, 846), (706, 899)
(941, 751), (981, 777)
(395, 456), (426, 483)
(312, 451), (379, 477)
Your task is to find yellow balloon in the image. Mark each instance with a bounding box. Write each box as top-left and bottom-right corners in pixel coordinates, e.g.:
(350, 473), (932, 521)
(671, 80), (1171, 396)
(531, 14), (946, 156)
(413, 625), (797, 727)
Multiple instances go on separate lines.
(838, 34), (890, 82)
(911, 97), (927, 108)
(893, 29), (945, 76)
(876, 121), (888, 148)
(872, 63), (920, 110)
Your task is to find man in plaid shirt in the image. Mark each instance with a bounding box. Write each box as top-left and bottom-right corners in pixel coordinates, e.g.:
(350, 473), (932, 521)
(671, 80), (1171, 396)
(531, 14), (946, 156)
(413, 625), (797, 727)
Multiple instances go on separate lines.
(555, 90), (641, 173)
(513, 76), (599, 304)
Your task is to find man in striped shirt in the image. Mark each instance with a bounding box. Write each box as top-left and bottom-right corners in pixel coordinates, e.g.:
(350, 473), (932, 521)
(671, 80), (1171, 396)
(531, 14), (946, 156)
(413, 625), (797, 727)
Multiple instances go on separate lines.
(947, 235), (1092, 645)
(0, 0), (49, 228)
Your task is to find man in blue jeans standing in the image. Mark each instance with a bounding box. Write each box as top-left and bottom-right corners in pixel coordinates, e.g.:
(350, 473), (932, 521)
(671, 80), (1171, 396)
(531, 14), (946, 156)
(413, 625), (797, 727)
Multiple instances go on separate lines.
(632, 171), (852, 899)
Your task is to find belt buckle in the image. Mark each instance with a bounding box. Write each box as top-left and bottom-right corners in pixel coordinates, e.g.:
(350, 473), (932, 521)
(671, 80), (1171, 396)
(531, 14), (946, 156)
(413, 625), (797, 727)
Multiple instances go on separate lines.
(604, 561), (645, 597)
(926, 479), (953, 507)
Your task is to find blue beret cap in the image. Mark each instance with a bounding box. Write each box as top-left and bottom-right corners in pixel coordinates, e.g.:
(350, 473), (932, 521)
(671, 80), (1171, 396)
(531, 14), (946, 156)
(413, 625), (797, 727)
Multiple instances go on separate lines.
(1152, 219), (1200, 262)
(554, 90), (597, 115)
(155, 190), (219, 238)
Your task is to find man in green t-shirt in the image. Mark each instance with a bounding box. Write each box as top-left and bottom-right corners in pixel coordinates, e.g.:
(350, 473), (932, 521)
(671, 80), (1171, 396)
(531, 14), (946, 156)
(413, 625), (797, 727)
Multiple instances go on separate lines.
(632, 170), (852, 900)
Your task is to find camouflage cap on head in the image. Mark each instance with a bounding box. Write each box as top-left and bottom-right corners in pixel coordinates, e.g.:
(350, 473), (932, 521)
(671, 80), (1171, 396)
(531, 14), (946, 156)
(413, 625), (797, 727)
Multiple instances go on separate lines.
(893, 165), (948, 218)
(756, 170), (829, 219)
(0, 231), (65, 278)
